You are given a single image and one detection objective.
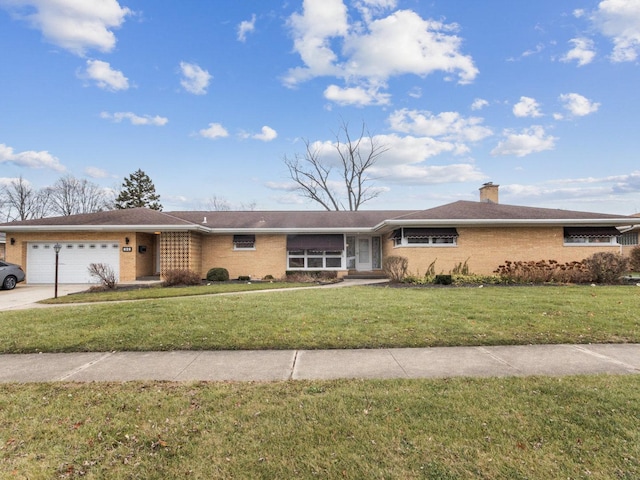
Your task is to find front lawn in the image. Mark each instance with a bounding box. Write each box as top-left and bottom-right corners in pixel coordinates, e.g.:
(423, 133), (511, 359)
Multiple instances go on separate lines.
(1, 376), (639, 478)
(1, 285), (638, 353)
(40, 281), (313, 303)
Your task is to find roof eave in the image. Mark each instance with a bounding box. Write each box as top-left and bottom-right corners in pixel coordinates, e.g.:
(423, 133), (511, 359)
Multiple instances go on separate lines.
(204, 227), (372, 235)
(0, 224), (208, 233)
(374, 218), (640, 231)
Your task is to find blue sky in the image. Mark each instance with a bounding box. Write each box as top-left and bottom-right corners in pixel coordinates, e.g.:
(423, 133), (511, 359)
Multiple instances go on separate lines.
(1, 0), (640, 214)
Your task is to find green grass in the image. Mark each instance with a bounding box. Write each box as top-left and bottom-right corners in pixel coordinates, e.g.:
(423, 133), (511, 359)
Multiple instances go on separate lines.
(1, 376), (639, 479)
(1, 285), (639, 353)
(40, 281), (313, 303)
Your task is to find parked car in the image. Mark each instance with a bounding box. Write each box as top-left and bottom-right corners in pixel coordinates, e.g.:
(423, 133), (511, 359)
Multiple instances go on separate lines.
(0, 261), (26, 290)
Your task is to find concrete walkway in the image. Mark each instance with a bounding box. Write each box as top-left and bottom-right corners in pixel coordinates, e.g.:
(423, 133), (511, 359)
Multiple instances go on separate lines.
(1, 344), (638, 383)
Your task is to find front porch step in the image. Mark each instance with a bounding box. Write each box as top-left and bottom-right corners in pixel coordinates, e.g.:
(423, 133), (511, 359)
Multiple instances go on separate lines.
(344, 270), (388, 280)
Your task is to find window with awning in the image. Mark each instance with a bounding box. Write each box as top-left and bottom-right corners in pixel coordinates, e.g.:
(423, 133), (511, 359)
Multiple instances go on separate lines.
(563, 227), (620, 245)
(233, 234), (255, 249)
(391, 228), (458, 246)
(286, 234), (344, 251)
(286, 234), (344, 270)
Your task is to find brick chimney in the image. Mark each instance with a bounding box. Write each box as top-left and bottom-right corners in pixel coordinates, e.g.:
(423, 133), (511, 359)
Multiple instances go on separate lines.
(479, 182), (499, 203)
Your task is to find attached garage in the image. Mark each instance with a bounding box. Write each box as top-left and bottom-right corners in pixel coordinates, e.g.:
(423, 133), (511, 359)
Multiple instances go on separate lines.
(27, 242), (120, 284)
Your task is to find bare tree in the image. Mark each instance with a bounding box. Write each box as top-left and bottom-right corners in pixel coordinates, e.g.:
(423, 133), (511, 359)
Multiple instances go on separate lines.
(204, 196), (257, 211)
(48, 175), (114, 216)
(284, 121), (389, 211)
(0, 176), (50, 221)
(206, 195), (232, 211)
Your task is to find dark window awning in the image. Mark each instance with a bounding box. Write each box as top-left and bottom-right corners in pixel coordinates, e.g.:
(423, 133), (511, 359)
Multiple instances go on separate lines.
(233, 235), (255, 243)
(403, 227), (458, 238)
(287, 234), (344, 251)
(564, 227), (620, 237)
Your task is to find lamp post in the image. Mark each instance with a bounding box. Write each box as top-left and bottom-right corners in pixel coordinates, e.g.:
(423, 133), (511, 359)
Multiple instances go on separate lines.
(53, 243), (61, 299)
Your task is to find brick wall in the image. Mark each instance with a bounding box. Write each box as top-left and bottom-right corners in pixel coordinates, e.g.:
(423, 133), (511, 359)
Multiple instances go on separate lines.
(386, 226), (624, 276)
(200, 234), (288, 280)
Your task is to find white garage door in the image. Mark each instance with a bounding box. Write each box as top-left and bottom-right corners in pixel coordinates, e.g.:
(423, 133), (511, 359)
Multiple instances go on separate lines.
(27, 242), (120, 284)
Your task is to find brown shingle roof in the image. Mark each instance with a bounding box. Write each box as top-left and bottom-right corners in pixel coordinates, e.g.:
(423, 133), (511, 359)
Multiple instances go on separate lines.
(391, 201), (630, 221)
(0, 208), (194, 228)
(167, 210), (414, 229)
(1, 202), (637, 233)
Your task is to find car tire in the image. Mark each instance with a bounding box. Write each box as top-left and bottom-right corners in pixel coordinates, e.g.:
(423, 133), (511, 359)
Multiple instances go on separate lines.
(2, 276), (17, 290)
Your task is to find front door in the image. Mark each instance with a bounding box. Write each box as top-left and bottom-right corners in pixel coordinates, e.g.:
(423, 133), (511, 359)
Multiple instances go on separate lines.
(356, 237), (372, 271)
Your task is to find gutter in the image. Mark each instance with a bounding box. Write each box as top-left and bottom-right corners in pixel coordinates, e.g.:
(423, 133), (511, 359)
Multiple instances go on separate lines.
(372, 217), (640, 232)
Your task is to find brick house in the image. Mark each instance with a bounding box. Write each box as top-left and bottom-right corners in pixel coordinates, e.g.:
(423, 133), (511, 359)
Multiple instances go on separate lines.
(1, 184), (639, 284)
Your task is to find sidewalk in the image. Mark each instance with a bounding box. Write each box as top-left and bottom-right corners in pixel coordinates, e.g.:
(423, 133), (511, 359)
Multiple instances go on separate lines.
(1, 344), (638, 383)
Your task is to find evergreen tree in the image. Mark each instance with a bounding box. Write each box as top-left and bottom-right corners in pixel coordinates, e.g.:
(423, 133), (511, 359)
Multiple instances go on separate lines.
(115, 169), (162, 210)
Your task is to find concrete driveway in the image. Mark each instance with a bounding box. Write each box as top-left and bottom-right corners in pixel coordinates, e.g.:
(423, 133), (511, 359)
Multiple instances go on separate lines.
(0, 284), (88, 311)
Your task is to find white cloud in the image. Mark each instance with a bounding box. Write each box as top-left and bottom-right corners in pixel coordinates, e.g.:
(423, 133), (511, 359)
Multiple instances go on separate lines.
(471, 98), (489, 111)
(84, 166), (112, 178)
(559, 93), (600, 117)
(343, 10), (478, 84)
(100, 111), (168, 126)
(252, 126), (278, 142)
(561, 37), (596, 66)
(199, 123), (229, 139)
(0, 0), (131, 56)
(237, 14), (256, 42)
(408, 87), (422, 99)
(370, 162), (485, 185)
(284, 1), (477, 105)
(81, 59), (129, 91)
(592, 0), (640, 62)
(324, 84), (391, 106)
(513, 96), (543, 118)
(491, 126), (557, 157)
(521, 43), (545, 58)
(388, 109), (493, 143)
(284, 0), (349, 85)
(0, 143), (65, 171)
(179, 61), (212, 95)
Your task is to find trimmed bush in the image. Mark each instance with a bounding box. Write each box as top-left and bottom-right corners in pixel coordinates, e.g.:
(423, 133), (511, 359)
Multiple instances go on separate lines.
(584, 252), (629, 284)
(206, 267), (229, 282)
(238, 275), (251, 281)
(162, 269), (202, 287)
(383, 256), (408, 283)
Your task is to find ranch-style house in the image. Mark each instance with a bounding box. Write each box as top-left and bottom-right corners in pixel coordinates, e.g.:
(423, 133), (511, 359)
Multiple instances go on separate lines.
(1, 184), (639, 284)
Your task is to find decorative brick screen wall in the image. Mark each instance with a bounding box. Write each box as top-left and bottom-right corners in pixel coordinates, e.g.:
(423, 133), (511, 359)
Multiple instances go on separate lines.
(160, 231), (202, 278)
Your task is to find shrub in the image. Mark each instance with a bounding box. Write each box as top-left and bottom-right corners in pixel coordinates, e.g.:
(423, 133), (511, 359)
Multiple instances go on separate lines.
(162, 269), (202, 287)
(629, 245), (640, 272)
(284, 271), (337, 283)
(434, 274), (453, 285)
(238, 275), (251, 281)
(450, 258), (470, 275)
(88, 263), (118, 289)
(494, 259), (591, 284)
(583, 252), (629, 284)
(206, 267), (229, 282)
(383, 256), (408, 283)
(263, 274), (275, 281)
